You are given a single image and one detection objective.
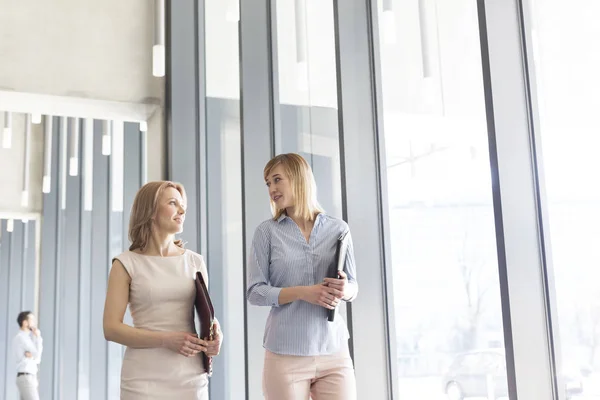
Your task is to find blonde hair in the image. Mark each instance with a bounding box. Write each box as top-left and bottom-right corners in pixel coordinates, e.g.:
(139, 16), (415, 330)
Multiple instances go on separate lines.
(128, 181), (187, 251)
(263, 153), (324, 221)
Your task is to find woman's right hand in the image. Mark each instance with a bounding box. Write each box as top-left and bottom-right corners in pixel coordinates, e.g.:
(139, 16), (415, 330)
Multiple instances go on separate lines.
(301, 284), (344, 309)
(161, 332), (208, 357)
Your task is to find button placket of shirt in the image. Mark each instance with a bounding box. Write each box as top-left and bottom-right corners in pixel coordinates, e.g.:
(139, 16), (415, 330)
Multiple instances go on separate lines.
(292, 217), (318, 285)
(302, 232), (313, 285)
(310, 220), (320, 283)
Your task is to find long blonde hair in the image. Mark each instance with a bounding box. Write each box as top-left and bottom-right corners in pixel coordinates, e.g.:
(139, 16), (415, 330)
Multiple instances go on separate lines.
(263, 153), (324, 221)
(128, 181), (187, 251)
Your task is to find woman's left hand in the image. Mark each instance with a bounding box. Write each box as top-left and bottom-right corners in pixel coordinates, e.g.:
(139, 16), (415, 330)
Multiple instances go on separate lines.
(204, 319), (222, 357)
(323, 270), (348, 300)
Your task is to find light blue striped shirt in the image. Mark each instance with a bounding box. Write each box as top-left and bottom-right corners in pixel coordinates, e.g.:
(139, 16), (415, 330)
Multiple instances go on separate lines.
(246, 213), (358, 356)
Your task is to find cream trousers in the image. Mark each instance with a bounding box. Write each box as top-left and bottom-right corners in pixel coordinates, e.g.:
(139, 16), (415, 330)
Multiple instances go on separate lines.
(262, 343), (356, 400)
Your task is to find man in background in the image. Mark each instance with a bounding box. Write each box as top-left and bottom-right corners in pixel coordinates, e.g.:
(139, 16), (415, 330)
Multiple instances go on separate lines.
(13, 311), (43, 400)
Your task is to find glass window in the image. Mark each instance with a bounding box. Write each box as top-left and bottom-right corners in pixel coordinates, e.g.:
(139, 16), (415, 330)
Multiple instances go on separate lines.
(205, 1), (245, 399)
(272, 0), (342, 217)
(376, 0), (509, 398)
(526, 0), (600, 397)
(270, 0), (349, 350)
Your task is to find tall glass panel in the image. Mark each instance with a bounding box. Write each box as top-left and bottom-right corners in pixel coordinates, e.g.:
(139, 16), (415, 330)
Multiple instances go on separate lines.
(205, 0), (245, 399)
(526, 0), (600, 397)
(377, 1), (509, 398)
(272, 0), (342, 217)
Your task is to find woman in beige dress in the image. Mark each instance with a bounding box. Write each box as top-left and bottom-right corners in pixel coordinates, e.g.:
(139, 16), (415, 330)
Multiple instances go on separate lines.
(103, 181), (222, 400)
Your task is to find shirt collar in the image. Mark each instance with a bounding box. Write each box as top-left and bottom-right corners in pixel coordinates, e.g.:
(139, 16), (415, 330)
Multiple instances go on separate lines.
(17, 330), (31, 338)
(277, 212), (324, 224)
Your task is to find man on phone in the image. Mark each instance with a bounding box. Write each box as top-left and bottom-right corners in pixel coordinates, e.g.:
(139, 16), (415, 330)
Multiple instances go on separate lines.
(13, 311), (43, 400)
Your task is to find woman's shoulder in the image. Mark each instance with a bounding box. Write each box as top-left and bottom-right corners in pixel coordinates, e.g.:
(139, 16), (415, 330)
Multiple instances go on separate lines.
(185, 249), (205, 263)
(254, 218), (278, 236)
(259, 217), (278, 228)
(319, 213), (350, 233)
(113, 250), (134, 264)
(186, 250), (208, 274)
(185, 250), (208, 282)
(112, 251), (137, 277)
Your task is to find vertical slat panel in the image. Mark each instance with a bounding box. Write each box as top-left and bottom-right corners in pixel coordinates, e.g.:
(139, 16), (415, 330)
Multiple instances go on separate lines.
(22, 221), (36, 312)
(0, 220), (10, 399)
(77, 212), (91, 400)
(62, 118), (82, 400)
(107, 123), (124, 399)
(38, 116), (62, 400)
(20, 223), (28, 310)
(56, 116), (69, 400)
(89, 120), (110, 400)
(77, 120), (93, 400)
(5, 222), (23, 400)
(29, 116), (142, 399)
(122, 122), (141, 248)
(122, 122), (142, 332)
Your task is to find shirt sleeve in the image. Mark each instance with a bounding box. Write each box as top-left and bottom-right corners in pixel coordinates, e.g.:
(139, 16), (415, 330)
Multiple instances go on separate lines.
(13, 335), (25, 364)
(13, 333), (43, 364)
(246, 224), (282, 307)
(342, 230), (359, 302)
(31, 334), (43, 364)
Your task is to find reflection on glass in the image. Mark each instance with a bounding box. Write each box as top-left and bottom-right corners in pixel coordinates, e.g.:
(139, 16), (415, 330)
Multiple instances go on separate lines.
(272, 0), (342, 217)
(377, 0), (508, 398)
(205, 0), (244, 399)
(527, 0), (600, 397)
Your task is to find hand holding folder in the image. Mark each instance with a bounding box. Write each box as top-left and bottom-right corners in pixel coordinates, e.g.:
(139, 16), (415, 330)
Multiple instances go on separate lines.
(194, 271), (215, 376)
(326, 230), (350, 322)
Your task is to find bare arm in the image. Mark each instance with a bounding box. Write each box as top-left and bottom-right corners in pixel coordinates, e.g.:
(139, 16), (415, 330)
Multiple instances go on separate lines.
(103, 260), (166, 348)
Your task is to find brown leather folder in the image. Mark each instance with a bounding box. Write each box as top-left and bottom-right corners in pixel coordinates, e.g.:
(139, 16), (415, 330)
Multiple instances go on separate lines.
(194, 271), (214, 376)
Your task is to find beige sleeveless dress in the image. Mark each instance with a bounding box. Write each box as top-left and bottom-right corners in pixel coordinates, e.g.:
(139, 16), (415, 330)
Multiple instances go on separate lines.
(113, 250), (209, 400)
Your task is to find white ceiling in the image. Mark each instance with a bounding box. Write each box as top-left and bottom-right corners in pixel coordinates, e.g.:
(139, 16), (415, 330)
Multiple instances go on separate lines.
(0, 0), (162, 105)
(0, 0), (164, 217)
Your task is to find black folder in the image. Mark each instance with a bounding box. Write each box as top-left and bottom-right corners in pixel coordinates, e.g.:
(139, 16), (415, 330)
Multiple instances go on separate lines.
(327, 230), (350, 322)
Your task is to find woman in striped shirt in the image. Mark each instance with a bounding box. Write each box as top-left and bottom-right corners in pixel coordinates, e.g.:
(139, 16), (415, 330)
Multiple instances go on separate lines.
(247, 153), (358, 399)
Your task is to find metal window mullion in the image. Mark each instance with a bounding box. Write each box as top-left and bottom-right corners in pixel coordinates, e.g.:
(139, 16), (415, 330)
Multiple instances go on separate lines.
(477, 0), (558, 398)
(240, 0), (277, 398)
(333, 0), (394, 398)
